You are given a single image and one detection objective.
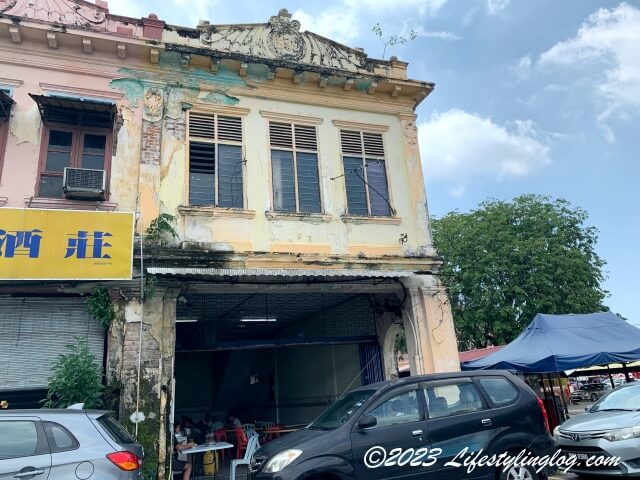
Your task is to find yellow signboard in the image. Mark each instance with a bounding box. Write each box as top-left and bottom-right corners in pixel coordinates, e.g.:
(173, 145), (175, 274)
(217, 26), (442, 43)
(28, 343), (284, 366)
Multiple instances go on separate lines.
(0, 208), (134, 280)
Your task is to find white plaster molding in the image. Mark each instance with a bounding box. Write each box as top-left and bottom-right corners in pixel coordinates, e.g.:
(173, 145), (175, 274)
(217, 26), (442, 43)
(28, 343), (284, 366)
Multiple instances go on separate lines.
(259, 110), (323, 125)
(189, 105), (250, 116)
(332, 120), (390, 133)
(178, 206), (256, 219)
(0, 78), (23, 88)
(39, 83), (123, 100)
(265, 211), (332, 223)
(341, 215), (401, 225)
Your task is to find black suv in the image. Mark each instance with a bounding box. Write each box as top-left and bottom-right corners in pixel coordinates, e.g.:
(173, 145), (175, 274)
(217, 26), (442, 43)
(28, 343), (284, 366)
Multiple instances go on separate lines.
(249, 371), (555, 480)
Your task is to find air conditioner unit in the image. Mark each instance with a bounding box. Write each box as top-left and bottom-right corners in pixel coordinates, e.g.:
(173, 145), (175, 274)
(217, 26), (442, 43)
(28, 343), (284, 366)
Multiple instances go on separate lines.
(63, 167), (106, 200)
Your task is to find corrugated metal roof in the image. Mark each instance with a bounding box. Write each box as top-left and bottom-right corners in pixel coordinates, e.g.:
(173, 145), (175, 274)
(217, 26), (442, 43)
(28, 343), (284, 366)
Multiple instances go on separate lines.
(146, 267), (416, 278)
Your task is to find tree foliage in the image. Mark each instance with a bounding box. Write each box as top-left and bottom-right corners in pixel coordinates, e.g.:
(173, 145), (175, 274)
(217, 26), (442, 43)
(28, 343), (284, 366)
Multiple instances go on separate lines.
(431, 195), (608, 350)
(43, 338), (105, 408)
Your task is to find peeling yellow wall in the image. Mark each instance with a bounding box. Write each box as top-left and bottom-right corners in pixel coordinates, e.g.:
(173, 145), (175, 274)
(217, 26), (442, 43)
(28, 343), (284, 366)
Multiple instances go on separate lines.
(157, 86), (433, 258)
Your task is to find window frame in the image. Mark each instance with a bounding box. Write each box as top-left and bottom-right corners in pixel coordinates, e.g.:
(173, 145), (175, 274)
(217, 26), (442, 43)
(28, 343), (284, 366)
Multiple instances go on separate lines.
(43, 421), (80, 453)
(357, 383), (426, 430)
(0, 419), (49, 460)
(422, 378), (488, 419)
(36, 122), (112, 199)
(474, 376), (521, 408)
(268, 121), (323, 214)
(339, 129), (393, 217)
(187, 111), (245, 209)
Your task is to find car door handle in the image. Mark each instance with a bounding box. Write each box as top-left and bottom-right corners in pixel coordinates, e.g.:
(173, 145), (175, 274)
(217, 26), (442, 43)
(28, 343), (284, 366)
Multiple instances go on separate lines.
(481, 419), (493, 427)
(14, 470), (45, 478)
(412, 430), (423, 436)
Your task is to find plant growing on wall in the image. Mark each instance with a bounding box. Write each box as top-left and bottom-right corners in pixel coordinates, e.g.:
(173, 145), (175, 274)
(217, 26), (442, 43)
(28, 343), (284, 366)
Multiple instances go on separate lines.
(86, 287), (115, 330)
(372, 23), (417, 60)
(145, 213), (178, 246)
(43, 338), (105, 409)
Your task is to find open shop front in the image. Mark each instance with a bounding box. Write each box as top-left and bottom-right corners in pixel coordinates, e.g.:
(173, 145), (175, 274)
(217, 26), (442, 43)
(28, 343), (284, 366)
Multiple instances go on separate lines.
(172, 290), (390, 447)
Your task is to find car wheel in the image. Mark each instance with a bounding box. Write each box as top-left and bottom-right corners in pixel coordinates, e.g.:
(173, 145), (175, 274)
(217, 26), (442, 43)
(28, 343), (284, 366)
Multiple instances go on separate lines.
(590, 393), (598, 402)
(499, 464), (539, 480)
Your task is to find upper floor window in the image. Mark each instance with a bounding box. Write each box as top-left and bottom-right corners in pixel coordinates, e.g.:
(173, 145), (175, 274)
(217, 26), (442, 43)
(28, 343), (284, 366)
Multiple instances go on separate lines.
(188, 112), (244, 208)
(340, 130), (392, 216)
(0, 89), (15, 181)
(269, 121), (321, 213)
(30, 94), (115, 200)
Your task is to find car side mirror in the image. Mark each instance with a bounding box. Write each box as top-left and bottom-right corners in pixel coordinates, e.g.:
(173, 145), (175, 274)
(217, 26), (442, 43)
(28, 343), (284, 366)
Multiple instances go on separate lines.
(358, 414), (377, 429)
(584, 406), (590, 412)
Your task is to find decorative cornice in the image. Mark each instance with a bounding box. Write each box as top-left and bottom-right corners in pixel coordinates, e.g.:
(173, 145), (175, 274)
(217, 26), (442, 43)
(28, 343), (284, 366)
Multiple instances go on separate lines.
(341, 215), (402, 225)
(178, 206), (256, 218)
(40, 83), (123, 100)
(0, 78), (23, 88)
(332, 120), (390, 133)
(188, 104), (250, 117)
(259, 110), (323, 125)
(265, 211), (332, 223)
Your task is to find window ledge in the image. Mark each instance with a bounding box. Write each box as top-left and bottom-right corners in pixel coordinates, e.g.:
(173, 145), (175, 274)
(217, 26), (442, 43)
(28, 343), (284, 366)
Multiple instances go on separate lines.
(341, 215), (402, 225)
(24, 196), (117, 211)
(178, 206), (256, 219)
(265, 211), (332, 223)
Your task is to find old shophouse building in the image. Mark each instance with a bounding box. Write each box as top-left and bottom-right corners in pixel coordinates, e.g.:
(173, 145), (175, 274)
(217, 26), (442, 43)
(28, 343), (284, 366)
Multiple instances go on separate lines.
(0, 0), (459, 476)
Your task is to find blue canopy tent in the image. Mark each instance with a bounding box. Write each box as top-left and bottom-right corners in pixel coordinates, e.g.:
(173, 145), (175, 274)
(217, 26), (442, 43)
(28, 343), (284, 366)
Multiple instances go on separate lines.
(462, 312), (640, 372)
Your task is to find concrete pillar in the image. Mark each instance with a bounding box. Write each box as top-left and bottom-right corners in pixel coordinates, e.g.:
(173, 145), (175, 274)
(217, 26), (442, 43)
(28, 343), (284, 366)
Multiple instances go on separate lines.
(376, 312), (402, 380)
(119, 288), (178, 480)
(401, 275), (460, 374)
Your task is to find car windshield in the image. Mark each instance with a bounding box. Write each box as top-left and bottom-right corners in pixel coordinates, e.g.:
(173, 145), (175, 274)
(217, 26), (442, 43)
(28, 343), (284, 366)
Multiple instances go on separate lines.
(591, 385), (640, 412)
(309, 390), (375, 430)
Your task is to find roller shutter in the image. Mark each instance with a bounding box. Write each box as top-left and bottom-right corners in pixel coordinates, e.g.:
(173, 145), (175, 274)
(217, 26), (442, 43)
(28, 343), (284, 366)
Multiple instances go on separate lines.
(0, 297), (104, 391)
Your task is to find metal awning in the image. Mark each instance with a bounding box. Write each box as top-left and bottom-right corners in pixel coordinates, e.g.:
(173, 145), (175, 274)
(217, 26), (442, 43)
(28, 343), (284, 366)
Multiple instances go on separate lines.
(147, 267), (417, 279)
(29, 94), (116, 128)
(0, 90), (14, 121)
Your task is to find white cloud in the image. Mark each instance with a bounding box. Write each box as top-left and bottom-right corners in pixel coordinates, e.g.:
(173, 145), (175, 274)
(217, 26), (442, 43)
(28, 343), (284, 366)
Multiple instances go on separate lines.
(419, 109), (551, 180)
(538, 3), (640, 142)
(486, 0), (510, 16)
(511, 54), (532, 79)
(449, 186), (466, 198)
(414, 26), (460, 41)
(293, 7), (361, 44)
(343, 0), (449, 17)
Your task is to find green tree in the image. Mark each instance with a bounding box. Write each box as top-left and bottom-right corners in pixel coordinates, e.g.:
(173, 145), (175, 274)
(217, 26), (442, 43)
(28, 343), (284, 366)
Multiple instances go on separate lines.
(431, 195), (608, 350)
(43, 338), (105, 408)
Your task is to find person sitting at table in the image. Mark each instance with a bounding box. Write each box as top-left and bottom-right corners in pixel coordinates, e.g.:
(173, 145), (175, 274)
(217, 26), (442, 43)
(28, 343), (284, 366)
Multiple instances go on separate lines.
(226, 414), (242, 428)
(173, 423), (196, 480)
(209, 415), (224, 432)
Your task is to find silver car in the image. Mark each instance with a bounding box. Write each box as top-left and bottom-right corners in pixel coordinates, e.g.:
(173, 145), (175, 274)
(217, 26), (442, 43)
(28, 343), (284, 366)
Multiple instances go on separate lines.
(554, 382), (640, 477)
(0, 407), (143, 480)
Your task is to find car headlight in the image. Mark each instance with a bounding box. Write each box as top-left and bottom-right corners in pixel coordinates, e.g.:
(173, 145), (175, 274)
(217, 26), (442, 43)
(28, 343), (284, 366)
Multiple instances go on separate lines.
(263, 449), (303, 473)
(604, 426), (640, 442)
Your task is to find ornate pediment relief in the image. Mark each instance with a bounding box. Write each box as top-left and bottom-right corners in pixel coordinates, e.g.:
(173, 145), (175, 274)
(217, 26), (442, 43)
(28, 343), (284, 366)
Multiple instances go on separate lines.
(199, 9), (371, 74)
(0, 0), (106, 29)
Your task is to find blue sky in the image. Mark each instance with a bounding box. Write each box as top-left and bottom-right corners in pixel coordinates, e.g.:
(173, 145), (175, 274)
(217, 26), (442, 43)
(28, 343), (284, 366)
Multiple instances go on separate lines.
(106, 0), (639, 325)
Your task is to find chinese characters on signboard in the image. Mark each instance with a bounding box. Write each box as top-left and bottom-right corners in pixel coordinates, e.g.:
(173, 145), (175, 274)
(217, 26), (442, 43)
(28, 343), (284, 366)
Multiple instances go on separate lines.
(0, 209), (134, 280)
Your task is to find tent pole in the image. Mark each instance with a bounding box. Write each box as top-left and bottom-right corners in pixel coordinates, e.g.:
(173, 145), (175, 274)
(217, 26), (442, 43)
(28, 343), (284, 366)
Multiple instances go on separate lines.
(606, 364), (615, 389)
(622, 362), (631, 382)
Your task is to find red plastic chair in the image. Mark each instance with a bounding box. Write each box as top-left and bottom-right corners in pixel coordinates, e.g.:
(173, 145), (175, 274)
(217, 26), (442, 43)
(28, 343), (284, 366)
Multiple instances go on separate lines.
(214, 428), (229, 460)
(234, 426), (248, 460)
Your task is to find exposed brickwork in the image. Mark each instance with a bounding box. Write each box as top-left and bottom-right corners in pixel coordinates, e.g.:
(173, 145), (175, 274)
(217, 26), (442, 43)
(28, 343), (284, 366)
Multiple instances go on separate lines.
(165, 112), (186, 141)
(141, 120), (161, 165)
(122, 322), (161, 375)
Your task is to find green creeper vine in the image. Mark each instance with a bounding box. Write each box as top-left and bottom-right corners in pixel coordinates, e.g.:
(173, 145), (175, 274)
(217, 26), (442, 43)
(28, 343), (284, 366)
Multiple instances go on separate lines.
(86, 287), (115, 330)
(145, 213), (178, 246)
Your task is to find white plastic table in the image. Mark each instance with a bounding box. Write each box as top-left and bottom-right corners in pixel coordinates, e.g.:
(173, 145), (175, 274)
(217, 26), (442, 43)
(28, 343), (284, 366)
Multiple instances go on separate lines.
(180, 442), (234, 479)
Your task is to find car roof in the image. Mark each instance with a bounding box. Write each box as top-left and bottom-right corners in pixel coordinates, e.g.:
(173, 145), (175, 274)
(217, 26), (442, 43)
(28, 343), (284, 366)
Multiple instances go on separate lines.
(351, 369), (517, 394)
(0, 409), (112, 417)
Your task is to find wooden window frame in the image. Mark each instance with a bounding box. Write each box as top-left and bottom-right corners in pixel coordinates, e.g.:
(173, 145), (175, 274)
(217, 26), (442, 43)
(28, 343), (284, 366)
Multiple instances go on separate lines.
(36, 123), (112, 199)
(187, 112), (245, 208)
(340, 129), (393, 217)
(269, 121), (322, 214)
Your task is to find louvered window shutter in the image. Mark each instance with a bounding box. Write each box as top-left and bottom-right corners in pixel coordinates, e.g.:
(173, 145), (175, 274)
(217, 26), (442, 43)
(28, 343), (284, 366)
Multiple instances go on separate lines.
(340, 129), (391, 216)
(269, 122), (321, 213)
(188, 112), (243, 207)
